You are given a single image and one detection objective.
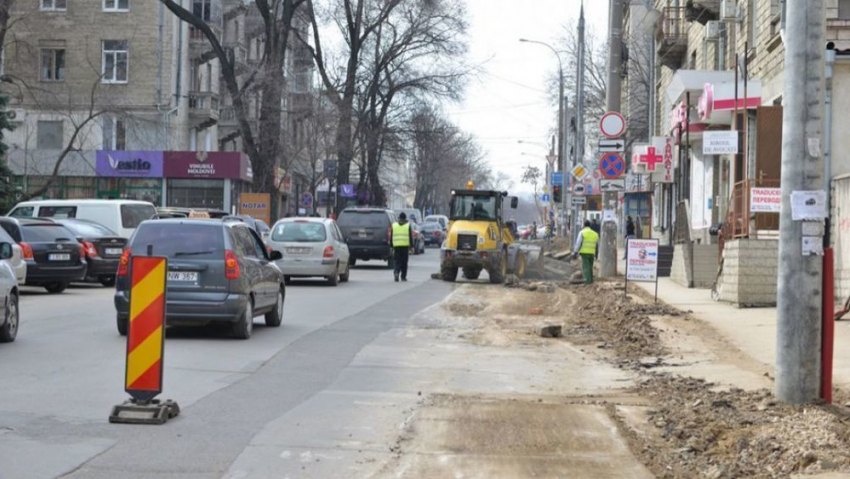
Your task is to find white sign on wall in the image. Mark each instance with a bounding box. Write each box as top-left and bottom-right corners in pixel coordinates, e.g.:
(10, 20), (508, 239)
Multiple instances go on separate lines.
(750, 187), (781, 213)
(703, 130), (739, 155)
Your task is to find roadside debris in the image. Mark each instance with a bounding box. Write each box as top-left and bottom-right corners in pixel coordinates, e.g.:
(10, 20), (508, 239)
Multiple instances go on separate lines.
(538, 324), (562, 338)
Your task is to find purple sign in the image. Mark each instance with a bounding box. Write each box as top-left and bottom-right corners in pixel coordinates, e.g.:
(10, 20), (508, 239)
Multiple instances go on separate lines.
(163, 151), (251, 181)
(340, 184), (355, 198)
(96, 151), (164, 177)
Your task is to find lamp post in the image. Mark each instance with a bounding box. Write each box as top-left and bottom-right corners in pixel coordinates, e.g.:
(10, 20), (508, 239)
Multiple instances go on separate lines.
(519, 38), (567, 231)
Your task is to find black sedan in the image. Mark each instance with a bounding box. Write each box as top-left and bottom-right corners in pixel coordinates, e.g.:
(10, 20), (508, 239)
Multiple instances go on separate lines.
(0, 218), (87, 293)
(56, 219), (128, 287)
(421, 221), (446, 246)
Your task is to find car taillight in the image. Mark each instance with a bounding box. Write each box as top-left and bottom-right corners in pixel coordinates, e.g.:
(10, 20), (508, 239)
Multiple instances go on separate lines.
(323, 246), (334, 258)
(117, 248), (131, 277)
(19, 242), (33, 260)
(225, 250), (240, 279)
(433, 231), (440, 236)
(82, 240), (98, 258)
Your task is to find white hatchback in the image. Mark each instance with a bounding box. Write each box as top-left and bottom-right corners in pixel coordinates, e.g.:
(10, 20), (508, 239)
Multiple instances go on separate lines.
(268, 218), (351, 286)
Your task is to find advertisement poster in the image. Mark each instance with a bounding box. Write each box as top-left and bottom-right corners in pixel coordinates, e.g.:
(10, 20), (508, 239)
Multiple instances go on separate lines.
(750, 187), (781, 213)
(626, 239), (659, 282)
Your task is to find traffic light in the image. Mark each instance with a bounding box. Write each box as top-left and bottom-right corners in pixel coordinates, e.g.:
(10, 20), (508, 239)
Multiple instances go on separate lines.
(552, 184), (562, 203)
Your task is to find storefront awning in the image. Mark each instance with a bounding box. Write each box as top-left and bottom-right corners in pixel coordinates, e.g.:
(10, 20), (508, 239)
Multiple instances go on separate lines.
(665, 70), (735, 107)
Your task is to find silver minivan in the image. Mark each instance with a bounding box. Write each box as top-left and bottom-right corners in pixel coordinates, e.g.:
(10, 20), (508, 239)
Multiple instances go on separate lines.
(268, 218), (351, 286)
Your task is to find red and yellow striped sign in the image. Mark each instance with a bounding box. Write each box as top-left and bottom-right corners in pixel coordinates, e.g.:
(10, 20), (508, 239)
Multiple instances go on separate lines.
(125, 256), (167, 401)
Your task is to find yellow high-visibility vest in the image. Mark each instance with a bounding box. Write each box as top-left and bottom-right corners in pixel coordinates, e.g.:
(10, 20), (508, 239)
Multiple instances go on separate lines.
(579, 227), (599, 255)
(392, 222), (411, 247)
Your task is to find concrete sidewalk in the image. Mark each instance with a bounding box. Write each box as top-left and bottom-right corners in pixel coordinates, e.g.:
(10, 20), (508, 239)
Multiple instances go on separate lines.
(629, 275), (850, 391)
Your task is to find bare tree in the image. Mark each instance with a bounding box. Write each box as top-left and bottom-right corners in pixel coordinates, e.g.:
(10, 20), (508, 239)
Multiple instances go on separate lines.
(159, 0), (306, 215)
(521, 164), (545, 223)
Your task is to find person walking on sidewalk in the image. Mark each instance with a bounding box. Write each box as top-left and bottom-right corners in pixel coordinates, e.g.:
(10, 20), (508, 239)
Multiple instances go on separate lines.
(391, 212), (413, 282)
(623, 216), (636, 259)
(573, 220), (599, 284)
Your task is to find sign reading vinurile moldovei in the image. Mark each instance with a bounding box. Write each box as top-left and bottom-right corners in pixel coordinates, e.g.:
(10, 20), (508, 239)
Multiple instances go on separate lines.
(163, 151), (252, 181)
(96, 151), (164, 177)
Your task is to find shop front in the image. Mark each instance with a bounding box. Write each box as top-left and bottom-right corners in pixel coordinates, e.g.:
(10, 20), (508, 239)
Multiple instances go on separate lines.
(96, 150), (164, 204)
(163, 151), (253, 213)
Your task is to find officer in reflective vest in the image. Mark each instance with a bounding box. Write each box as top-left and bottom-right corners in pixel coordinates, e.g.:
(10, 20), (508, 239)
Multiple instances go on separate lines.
(573, 220), (599, 284)
(391, 212), (413, 282)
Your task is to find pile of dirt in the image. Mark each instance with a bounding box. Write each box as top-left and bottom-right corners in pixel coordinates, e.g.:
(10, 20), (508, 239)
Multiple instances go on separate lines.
(564, 281), (680, 359)
(625, 374), (850, 478)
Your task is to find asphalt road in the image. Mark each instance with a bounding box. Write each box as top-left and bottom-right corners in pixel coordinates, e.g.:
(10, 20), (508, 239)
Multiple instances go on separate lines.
(0, 249), (448, 479)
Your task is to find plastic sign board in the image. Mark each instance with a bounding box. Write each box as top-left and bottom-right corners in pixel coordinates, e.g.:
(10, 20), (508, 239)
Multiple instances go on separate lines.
(626, 239), (659, 282)
(570, 164), (589, 181)
(572, 197), (587, 205)
(750, 187), (781, 213)
(599, 153), (626, 179)
(552, 172), (564, 186)
(300, 192), (314, 208)
(703, 131), (739, 155)
(239, 193), (271, 226)
(650, 136), (675, 183)
(600, 179), (625, 192)
(599, 111), (626, 138)
(125, 256), (167, 402)
(635, 146), (664, 173)
(598, 139), (625, 152)
(573, 183), (586, 196)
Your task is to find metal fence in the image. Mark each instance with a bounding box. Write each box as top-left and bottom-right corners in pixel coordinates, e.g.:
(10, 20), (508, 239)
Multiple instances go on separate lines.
(722, 179), (781, 239)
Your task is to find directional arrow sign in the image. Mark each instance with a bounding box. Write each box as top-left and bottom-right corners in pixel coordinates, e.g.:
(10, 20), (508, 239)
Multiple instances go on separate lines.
(598, 139), (625, 152)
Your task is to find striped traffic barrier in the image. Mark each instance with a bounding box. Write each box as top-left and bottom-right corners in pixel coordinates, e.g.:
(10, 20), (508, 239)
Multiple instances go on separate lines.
(109, 255), (180, 425)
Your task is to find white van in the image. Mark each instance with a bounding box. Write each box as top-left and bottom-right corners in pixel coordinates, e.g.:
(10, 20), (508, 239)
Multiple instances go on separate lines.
(7, 200), (157, 238)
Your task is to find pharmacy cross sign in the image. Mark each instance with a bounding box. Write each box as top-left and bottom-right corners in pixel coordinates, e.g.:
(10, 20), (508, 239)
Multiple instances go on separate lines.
(638, 147), (664, 172)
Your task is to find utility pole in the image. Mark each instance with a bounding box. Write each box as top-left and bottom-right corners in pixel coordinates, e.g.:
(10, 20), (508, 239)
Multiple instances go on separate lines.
(775, 0), (826, 404)
(600, 0), (624, 277)
(572, 3), (586, 246)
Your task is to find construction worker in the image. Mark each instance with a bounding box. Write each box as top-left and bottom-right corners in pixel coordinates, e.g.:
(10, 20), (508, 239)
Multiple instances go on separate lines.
(391, 212), (413, 282)
(573, 220), (599, 284)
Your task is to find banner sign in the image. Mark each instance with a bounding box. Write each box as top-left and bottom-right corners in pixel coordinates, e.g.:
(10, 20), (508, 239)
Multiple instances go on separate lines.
(703, 131), (739, 155)
(239, 193), (271, 226)
(97, 151), (163, 178)
(163, 151), (252, 181)
(750, 187), (781, 213)
(626, 239), (659, 282)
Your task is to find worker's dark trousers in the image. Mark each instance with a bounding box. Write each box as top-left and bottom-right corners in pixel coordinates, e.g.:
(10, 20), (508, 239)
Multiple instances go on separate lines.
(394, 247), (409, 280)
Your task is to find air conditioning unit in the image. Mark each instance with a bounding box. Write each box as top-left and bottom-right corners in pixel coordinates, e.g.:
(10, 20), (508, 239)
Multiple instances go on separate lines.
(7, 109), (24, 122)
(705, 21), (721, 42)
(720, 0), (738, 22)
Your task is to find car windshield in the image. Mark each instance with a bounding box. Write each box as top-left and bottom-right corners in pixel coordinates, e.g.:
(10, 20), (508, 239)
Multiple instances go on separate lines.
(121, 204), (157, 229)
(450, 195), (497, 221)
(21, 224), (76, 243)
(131, 223), (224, 258)
(272, 222), (327, 242)
(60, 221), (118, 238)
(338, 212), (387, 228)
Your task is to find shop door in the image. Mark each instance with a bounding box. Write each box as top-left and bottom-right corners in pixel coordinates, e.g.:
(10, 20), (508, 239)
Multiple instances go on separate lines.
(97, 178), (120, 200)
(756, 106), (783, 184)
(625, 193), (652, 238)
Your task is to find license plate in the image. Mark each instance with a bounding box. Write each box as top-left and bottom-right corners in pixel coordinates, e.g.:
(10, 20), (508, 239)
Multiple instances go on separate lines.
(358, 231), (368, 238)
(286, 247), (311, 254)
(105, 248), (123, 256)
(49, 253), (70, 261)
(168, 271), (198, 282)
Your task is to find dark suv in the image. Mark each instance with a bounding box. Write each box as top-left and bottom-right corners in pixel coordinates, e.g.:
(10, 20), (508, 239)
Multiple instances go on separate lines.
(0, 217), (87, 293)
(336, 207), (395, 268)
(114, 219), (285, 339)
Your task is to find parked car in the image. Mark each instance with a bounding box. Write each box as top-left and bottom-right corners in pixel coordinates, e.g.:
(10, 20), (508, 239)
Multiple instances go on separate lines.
(8, 200), (156, 238)
(410, 221), (426, 255)
(268, 217), (350, 285)
(55, 219), (128, 287)
(336, 207), (396, 268)
(0, 218), (86, 293)
(424, 214), (449, 231)
(223, 215), (271, 243)
(114, 219), (285, 339)
(155, 207), (229, 219)
(395, 208), (424, 225)
(0, 226), (26, 284)
(421, 221), (446, 247)
(0, 242), (20, 343)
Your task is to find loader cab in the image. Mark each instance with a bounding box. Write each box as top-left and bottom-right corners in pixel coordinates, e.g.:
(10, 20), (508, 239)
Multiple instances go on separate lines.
(449, 190), (516, 225)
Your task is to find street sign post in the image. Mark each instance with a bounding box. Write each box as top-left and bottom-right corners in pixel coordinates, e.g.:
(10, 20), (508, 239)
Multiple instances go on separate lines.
(552, 171), (564, 186)
(599, 153), (626, 179)
(598, 139), (625, 152)
(599, 111), (626, 139)
(572, 197), (587, 205)
(570, 164), (589, 181)
(600, 179), (626, 192)
(572, 183), (586, 196)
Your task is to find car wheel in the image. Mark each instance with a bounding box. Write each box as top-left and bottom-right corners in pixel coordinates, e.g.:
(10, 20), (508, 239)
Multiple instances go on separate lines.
(232, 300), (253, 340)
(339, 264), (350, 283)
(116, 315), (128, 336)
(0, 293), (19, 343)
(264, 289), (284, 327)
(327, 265), (339, 286)
(284, 275), (292, 285)
(100, 276), (116, 287)
(44, 282), (68, 294)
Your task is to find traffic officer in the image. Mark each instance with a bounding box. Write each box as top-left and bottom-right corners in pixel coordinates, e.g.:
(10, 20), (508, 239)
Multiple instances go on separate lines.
(391, 212), (414, 282)
(573, 220), (599, 284)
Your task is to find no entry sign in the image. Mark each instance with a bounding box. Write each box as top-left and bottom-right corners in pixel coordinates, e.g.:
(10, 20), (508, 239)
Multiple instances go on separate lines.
(599, 112), (626, 139)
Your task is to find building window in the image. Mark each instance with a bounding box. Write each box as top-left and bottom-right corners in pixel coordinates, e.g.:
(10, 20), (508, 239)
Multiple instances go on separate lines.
(40, 0), (67, 11)
(193, 0), (212, 22)
(40, 49), (65, 82)
(37, 120), (63, 149)
(840, 0), (850, 19)
(103, 0), (129, 12)
(102, 40), (128, 83)
(102, 116), (126, 150)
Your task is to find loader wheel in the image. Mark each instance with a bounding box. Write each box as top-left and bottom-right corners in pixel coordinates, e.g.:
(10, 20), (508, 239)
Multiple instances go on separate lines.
(514, 251), (527, 279)
(462, 267), (481, 280)
(489, 254), (507, 284)
(441, 264), (458, 282)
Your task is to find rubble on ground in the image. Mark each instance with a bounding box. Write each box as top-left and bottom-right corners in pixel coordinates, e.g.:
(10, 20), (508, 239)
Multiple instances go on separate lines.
(538, 324), (562, 338)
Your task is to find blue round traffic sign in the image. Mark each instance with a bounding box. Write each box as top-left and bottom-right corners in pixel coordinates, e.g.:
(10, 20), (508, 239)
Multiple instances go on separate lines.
(599, 153), (625, 179)
(300, 192), (314, 207)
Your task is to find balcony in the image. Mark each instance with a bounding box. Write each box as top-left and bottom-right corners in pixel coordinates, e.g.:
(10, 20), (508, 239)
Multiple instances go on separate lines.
(684, 0), (720, 25)
(656, 7), (688, 69)
(188, 91), (220, 126)
(189, 24), (223, 60)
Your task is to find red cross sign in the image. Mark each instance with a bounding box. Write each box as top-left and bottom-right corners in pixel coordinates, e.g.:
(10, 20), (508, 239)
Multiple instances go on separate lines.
(638, 147), (664, 172)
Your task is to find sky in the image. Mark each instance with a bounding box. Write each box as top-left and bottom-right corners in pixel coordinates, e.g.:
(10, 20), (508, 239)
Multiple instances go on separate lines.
(450, 0), (610, 193)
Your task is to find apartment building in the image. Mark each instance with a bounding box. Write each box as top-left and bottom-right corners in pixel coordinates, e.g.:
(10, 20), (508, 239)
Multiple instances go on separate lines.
(630, 0), (850, 305)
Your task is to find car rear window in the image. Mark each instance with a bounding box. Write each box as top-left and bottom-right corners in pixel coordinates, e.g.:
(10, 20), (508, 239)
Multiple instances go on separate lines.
(338, 211), (389, 228)
(272, 222), (327, 242)
(121, 204), (156, 229)
(21, 224), (76, 243)
(131, 223), (224, 258)
(61, 221), (117, 238)
(422, 222), (442, 232)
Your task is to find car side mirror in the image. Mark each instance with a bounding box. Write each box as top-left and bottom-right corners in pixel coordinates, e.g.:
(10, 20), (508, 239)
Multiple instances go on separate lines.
(269, 250), (283, 261)
(0, 242), (12, 260)
(510, 197), (518, 209)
